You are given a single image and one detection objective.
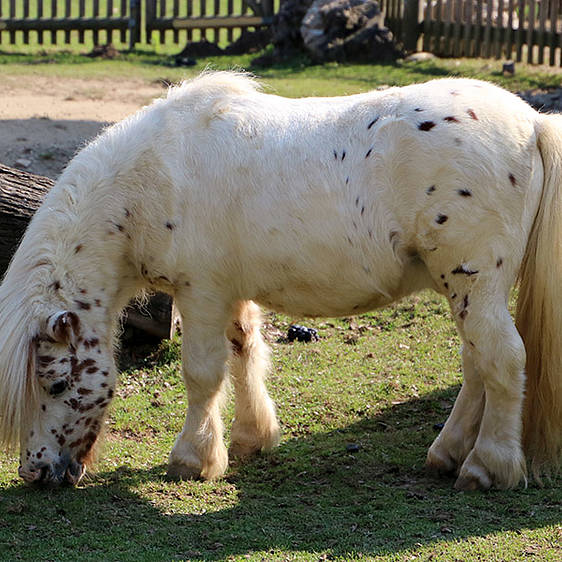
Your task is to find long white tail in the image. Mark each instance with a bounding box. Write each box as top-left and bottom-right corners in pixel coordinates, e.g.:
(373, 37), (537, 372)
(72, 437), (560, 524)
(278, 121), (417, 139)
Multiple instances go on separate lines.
(516, 113), (562, 481)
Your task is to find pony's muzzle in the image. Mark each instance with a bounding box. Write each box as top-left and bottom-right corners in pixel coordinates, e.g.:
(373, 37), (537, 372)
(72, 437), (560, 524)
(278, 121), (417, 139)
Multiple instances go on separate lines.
(18, 457), (85, 487)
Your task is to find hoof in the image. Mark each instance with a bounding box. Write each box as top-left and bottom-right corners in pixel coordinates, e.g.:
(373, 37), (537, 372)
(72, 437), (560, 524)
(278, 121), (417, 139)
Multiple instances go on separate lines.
(455, 457), (492, 491)
(229, 440), (261, 459)
(166, 462), (203, 481)
(426, 447), (457, 477)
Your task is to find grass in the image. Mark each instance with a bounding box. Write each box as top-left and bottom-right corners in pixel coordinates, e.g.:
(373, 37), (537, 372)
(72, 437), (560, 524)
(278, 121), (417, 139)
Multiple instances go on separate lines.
(0, 48), (561, 560)
(0, 293), (561, 561)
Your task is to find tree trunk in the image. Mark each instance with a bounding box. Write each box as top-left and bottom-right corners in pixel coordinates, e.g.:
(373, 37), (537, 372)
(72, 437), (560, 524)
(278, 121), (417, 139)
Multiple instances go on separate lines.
(0, 164), (52, 276)
(0, 164), (172, 339)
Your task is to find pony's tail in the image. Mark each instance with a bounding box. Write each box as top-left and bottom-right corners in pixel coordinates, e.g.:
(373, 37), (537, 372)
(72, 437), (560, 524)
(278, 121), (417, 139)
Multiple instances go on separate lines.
(516, 113), (562, 483)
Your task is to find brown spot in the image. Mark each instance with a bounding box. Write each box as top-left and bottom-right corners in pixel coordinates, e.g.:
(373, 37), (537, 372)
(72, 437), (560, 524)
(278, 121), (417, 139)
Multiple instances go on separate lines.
(426, 185), (436, 195)
(467, 109), (478, 120)
(459, 309), (468, 320)
(365, 148), (372, 158)
(86, 366), (98, 374)
(444, 282), (449, 289)
(124, 208), (131, 218)
(79, 288), (87, 295)
(451, 264), (479, 276)
(334, 150), (338, 160)
(496, 258), (503, 268)
(166, 222), (174, 230)
(107, 389), (114, 399)
(367, 117), (379, 129)
(41, 404), (46, 412)
(419, 121), (436, 131)
(341, 150), (346, 161)
(450, 90), (460, 96)
(38, 355), (55, 366)
(451, 293), (457, 299)
(51, 280), (61, 291)
(443, 116), (459, 123)
(69, 438), (83, 449)
(75, 300), (91, 310)
(75, 244), (83, 253)
(435, 214), (448, 224)
(94, 299), (102, 307)
(36, 452), (42, 459)
(185, 281), (191, 287)
(463, 294), (469, 309)
(509, 173), (516, 187)
(458, 189), (472, 197)
(469, 341), (476, 347)
(230, 338), (243, 357)
(414, 108), (424, 112)
(57, 436), (66, 446)
(115, 223), (124, 232)
(440, 274), (445, 279)
(102, 371), (109, 377)
(77, 387), (92, 395)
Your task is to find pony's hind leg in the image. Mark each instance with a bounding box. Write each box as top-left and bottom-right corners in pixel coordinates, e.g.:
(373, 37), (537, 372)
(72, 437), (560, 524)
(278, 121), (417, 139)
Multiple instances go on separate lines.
(440, 289), (526, 489)
(426, 346), (485, 476)
(167, 291), (230, 481)
(227, 301), (280, 458)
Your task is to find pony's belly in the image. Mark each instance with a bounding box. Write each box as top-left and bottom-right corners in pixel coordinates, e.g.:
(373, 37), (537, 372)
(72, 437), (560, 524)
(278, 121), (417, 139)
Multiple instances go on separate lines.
(253, 284), (393, 318)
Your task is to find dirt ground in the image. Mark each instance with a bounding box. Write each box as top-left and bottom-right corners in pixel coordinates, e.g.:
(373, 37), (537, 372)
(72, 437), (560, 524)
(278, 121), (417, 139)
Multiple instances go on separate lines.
(1, 75), (165, 179)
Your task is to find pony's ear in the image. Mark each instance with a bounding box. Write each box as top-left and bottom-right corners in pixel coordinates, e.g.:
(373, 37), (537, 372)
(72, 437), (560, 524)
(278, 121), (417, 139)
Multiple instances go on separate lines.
(45, 311), (81, 346)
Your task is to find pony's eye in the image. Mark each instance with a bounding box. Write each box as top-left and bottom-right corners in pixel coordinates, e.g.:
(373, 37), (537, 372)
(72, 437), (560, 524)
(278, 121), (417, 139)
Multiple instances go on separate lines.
(49, 380), (68, 397)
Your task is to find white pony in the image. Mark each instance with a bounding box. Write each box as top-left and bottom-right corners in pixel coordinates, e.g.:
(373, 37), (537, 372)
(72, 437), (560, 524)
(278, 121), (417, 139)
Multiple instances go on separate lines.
(1, 72), (561, 490)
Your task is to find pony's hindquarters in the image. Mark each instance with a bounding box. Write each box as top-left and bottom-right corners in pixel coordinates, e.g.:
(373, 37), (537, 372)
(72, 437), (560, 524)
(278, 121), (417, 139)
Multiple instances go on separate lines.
(516, 114), (562, 482)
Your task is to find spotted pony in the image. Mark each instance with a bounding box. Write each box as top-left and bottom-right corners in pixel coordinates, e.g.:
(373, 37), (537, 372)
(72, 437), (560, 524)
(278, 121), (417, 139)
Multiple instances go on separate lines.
(1, 72), (561, 490)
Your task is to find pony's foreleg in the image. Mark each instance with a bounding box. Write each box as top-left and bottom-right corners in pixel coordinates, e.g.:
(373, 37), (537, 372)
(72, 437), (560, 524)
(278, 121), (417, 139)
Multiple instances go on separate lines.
(426, 345), (485, 475)
(226, 301), (280, 458)
(453, 301), (527, 490)
(167, 293), (230, 481)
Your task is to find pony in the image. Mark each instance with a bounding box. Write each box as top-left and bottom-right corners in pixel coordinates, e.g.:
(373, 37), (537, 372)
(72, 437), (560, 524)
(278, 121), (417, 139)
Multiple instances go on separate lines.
(0, 72), (561, 490)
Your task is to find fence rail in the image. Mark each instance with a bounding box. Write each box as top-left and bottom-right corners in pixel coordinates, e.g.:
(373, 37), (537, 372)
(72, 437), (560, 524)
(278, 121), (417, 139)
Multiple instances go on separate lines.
(0, 0), (560, 67)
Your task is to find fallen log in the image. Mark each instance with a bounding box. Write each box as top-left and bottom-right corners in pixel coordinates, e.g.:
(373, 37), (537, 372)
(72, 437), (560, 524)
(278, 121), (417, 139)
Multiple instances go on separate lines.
(0, 164), (173, 339)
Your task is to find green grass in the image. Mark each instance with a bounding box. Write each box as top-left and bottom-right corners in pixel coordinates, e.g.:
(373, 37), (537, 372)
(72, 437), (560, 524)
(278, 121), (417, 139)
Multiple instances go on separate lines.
(0, 46), (561, 98)
(1, 293), (561, 561)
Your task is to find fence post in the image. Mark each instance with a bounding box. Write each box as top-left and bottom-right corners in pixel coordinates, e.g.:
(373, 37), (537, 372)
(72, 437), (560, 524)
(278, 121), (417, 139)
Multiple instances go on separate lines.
(129, 0), (142, 49)
(402, 0), (421, 53)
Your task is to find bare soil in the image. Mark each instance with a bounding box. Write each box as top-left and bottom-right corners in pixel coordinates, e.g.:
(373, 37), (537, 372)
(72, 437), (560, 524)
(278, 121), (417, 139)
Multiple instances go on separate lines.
(0, 75), (165, 179)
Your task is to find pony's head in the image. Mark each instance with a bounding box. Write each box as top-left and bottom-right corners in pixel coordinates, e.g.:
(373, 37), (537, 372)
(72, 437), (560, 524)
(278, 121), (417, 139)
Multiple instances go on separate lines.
(1, 303), (117, 486)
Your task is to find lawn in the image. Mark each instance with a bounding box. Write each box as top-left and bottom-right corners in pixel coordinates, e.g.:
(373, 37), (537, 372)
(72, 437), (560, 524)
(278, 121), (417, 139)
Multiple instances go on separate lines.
(0, 48), (561, 561)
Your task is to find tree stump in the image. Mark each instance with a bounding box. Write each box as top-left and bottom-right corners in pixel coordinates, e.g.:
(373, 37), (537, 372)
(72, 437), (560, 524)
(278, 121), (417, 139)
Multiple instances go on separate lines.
(0, 164), (172, 340)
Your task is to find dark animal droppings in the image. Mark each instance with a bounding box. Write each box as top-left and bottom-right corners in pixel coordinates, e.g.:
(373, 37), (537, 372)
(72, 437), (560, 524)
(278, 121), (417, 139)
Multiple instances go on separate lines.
(419, 121), (436, 131)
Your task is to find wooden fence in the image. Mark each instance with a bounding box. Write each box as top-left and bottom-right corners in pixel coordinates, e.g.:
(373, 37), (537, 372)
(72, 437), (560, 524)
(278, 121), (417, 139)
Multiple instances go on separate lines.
(0, 0), (277, 48)
(0, 0), (560, 66)
(146, 1), (277, 44)
(381, 0), (562, 65)
(0, 0), (140, 47)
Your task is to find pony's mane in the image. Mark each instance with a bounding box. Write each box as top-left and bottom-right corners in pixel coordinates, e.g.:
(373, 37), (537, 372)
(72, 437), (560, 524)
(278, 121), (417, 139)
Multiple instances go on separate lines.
(0, 264), (43, 449)
(167, 70), (262, 103)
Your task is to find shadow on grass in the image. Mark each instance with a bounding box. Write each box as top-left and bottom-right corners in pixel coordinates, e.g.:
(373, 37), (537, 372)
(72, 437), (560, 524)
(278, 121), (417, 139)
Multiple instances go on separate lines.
(1, 387), (560, 560)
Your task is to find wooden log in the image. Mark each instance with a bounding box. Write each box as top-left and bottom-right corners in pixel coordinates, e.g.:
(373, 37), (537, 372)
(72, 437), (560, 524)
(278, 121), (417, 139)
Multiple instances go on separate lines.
(0, 164), (172, 339)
